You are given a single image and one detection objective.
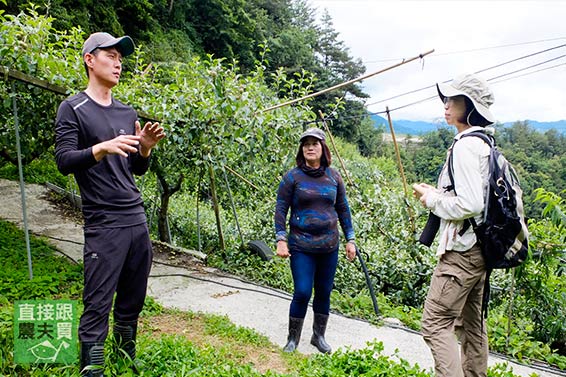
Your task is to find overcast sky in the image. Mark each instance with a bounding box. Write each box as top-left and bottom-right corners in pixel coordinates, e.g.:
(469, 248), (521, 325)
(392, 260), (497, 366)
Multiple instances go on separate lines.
(309, 0), (566, 123)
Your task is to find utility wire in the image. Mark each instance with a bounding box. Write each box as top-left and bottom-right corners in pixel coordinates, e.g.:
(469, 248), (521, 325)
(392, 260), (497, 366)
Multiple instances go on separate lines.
(367, 55), (566, 117)
(359, 52), (566, 118)
(366, 84), (440, 108)
(377, 95), (437, 115)
(363, 37), (566, 64)
(475, 44), (566, 75)
(490, 62), (566, 85)
(378, 53), (566, 114)
(336, 56), (565, 119)
(487, 53), (566, 81)
(365, 43), (566, 108)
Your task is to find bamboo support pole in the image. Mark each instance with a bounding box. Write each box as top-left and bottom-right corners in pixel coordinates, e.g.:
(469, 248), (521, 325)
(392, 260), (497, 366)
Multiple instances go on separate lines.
(208, 164), (226, 255)
(386, 107), (415, 234)
(196, 166), (203, 253)
(1, 65), (159, 122)
(2, 65), (67, 95)
(12, 81), (34, 280)
(318, 110), (355, 187)
(262, 49), (434, 113)
(506, 269), (516, 348)
(224, 165), (260, 191)
(222, 165), (245, 248)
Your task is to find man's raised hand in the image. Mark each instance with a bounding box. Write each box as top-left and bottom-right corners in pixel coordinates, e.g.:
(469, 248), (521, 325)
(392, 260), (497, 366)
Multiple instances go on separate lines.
(92, 135), (140, 161)
(136, 121), (166, 157)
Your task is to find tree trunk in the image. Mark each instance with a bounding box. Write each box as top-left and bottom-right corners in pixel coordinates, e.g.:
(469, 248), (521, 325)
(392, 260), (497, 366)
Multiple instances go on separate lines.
(155, 167), (184, 244)
(158, 190), (171, 244)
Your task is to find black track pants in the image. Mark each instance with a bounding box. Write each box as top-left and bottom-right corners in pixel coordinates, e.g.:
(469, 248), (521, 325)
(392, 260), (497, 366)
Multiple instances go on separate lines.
(79, 223), (152, 342)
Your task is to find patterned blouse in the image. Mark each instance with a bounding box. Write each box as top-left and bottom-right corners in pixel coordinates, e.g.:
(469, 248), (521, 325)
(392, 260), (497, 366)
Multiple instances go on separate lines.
(275, 167), (355, 253)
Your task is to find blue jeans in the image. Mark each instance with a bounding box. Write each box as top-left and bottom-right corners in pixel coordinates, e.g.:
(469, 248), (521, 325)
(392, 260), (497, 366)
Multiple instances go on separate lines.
(289, 250), (338, 318)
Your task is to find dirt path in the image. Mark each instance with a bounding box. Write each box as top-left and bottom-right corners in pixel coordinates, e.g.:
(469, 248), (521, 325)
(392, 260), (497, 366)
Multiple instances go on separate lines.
(1, 178), (563, 377)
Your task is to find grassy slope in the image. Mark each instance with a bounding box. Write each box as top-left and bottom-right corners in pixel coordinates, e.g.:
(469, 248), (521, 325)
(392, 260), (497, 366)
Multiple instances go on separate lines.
(0, 212), (526, 376)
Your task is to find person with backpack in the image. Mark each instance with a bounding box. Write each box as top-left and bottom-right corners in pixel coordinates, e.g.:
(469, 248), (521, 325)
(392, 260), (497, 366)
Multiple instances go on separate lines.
(412, 74), (495, 377)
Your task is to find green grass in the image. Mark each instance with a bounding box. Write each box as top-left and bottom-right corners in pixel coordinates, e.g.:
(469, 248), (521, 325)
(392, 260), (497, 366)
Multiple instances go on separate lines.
(0, 220), (83, 302)
(0, 218), (529, 376)
(0, 158), (67, 187)
(3, 154), (564, 372)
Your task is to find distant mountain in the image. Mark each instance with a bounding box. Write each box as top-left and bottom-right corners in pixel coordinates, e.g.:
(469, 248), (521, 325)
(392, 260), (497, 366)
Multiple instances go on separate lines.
(370, 114), (566, 135)
(388, 119), (445, 135)
(370, 114), (448, 135)
(502, 120), (566, 133)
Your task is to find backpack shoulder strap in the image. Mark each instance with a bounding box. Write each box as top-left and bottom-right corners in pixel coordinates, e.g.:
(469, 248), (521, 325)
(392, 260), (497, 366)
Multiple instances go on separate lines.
(460, 130), (496, 147)
(448, 130), (495, 236)
(448, 130), (495, 190)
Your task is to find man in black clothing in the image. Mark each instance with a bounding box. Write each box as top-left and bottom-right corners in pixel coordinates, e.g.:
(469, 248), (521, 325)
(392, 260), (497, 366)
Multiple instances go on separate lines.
(55, 32), (165, 376)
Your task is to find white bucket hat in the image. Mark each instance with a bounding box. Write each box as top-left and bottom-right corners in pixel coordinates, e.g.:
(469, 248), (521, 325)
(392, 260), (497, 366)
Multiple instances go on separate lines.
(437, 74), (495, 123)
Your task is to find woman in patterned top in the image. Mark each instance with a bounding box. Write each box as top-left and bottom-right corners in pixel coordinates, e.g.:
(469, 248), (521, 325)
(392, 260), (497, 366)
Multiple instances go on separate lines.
(275, 127), (356, 353)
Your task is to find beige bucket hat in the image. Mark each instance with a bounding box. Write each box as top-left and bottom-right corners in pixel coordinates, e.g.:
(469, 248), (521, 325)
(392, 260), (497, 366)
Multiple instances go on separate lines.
(437, 74), (495, 123)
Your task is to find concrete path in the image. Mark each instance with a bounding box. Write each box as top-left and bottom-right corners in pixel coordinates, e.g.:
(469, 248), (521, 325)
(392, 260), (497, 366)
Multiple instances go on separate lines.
(1, 178), (564, 377)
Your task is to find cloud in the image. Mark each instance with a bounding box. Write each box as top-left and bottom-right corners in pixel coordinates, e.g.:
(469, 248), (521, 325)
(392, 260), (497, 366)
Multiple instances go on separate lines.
(310, 0), (566, 122)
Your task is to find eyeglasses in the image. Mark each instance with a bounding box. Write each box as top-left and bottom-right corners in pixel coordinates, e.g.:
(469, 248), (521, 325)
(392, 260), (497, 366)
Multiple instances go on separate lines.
(443, 96), (465, 106)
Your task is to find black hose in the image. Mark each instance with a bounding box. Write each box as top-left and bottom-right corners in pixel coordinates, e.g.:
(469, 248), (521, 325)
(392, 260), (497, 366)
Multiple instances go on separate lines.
(355, 245), (380, 317)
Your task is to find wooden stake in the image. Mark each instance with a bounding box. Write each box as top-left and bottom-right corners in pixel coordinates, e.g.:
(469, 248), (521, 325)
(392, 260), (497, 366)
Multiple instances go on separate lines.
(506, 269), (516, 348)
(224, 165), (260, 191)
(208, 163), (226, 256)
(1, 65), (160, 123)
(386, 107), (415, 234)
(262, 49), (434, 113)
(318, 110), (355, 187)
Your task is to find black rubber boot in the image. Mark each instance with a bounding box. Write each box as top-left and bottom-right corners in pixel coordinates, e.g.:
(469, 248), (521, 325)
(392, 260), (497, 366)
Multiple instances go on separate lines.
(113, 320), (137, 360)
(283, 316), (304, 352)
(310, 313), (332, 353)
(80, 341), (104, 376)
(114, 320), (140, 373)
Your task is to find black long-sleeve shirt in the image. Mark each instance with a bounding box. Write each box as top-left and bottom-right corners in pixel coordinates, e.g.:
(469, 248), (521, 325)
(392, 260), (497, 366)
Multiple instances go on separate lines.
(55, 92), (149, 228)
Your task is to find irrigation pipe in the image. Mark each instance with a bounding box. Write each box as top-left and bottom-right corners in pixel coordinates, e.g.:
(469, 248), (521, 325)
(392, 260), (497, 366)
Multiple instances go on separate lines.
(261, 49), (434, 113)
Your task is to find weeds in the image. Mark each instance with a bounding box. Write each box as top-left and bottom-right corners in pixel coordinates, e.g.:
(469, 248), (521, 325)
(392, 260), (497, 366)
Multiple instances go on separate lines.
(0, 219), (530, 376)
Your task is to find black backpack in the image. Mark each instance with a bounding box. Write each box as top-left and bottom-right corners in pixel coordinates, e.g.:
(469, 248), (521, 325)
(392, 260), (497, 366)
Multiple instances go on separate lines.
(448, 131), (529, 270)
(448, 131), (529, 314)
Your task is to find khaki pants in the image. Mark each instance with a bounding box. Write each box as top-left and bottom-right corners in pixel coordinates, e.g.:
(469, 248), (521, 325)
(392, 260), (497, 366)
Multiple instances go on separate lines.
(422, 244), (488, 377)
